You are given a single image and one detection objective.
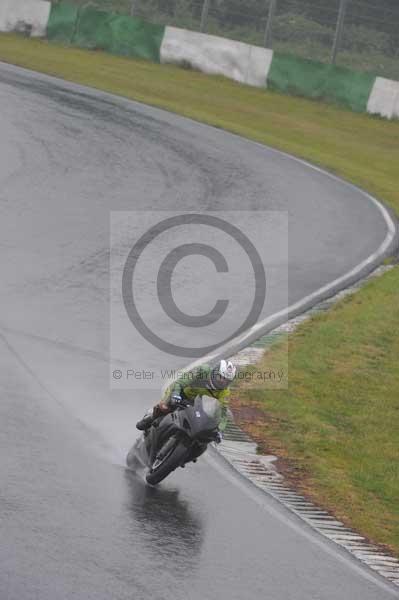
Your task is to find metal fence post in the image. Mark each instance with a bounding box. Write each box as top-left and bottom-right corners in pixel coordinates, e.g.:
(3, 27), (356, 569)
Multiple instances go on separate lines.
(264, 0), (276, 48)
(331, 0), (348, 64)
(130, 0), (137, 17)
(200, 0), (211, 33)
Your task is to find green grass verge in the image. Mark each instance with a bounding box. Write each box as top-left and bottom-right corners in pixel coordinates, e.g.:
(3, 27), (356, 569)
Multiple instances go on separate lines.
(1, 32), (399, 554)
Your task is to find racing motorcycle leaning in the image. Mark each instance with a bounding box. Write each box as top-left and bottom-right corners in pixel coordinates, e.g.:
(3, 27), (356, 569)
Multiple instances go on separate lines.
(126, 394), (222, 485)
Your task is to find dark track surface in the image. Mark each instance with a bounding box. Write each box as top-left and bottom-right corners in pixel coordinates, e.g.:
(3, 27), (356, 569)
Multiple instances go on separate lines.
(0, 63), (397, 600)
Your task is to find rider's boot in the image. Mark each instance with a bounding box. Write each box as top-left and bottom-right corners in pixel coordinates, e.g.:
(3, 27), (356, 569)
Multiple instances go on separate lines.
(136, 408), (155, 431)
(136, 403), (171, 431)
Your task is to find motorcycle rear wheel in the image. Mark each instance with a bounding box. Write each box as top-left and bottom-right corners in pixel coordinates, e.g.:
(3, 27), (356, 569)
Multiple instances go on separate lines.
(146, 439), (189, 485)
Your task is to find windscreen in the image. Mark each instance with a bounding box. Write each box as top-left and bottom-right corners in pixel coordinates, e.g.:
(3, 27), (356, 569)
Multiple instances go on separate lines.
(198, 395), (222, 423)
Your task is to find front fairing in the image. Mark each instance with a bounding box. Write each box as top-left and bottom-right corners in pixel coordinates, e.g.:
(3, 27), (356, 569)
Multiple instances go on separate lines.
(146, 395), (222, 465)
(174, 395), (222, 439)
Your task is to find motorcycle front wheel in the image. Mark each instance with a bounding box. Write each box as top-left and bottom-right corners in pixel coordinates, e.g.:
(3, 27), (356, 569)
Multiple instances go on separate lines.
(146, 438), (189, 485)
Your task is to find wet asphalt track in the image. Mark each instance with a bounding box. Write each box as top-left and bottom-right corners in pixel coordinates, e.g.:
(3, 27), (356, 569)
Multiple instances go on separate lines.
(0, 62), (398, 600)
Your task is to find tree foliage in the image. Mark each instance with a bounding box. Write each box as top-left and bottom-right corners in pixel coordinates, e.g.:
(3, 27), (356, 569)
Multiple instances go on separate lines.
(203, 0), (398, 38)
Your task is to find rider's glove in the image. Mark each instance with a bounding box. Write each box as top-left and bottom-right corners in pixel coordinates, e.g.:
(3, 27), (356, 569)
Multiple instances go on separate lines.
(215, 431), (223, 444)
(170, 394), (183, 407)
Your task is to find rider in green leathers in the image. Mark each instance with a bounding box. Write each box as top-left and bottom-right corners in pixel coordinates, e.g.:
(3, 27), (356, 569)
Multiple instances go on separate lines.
(136, 359), (237, 437)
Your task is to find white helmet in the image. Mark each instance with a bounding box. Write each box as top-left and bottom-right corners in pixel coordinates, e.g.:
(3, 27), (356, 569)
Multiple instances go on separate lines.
(209, 359), (237, 391)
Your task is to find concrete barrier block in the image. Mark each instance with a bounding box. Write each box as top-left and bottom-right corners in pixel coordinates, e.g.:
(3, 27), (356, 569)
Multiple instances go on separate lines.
(393, 88), (399, 120)
(367, 77), (399, 119)
(247, 45), (273, 88)
(161, 27), (267, 87)
(2, 0), (51, 37)
(0, 0), (12, 31)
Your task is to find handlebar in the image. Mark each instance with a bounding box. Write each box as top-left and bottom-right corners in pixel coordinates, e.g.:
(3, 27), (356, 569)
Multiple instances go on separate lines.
(170, 395), (190, 408)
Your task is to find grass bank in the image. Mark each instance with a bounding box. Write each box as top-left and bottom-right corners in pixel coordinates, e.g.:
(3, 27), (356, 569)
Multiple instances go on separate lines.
(1, 32), (398, 554)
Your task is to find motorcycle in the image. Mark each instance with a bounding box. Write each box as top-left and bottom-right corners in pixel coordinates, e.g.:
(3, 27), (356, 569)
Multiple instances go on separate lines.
(126, 395), (222, 485)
